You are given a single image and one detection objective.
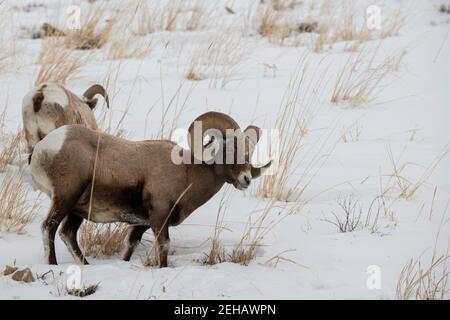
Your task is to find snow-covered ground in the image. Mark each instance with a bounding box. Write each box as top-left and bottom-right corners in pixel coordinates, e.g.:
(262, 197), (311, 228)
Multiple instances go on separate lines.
(0, 0), (449, 299)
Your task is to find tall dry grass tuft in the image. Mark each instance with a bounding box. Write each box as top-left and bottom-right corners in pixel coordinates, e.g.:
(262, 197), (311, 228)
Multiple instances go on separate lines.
(202, 190), (300, 266)
(203, 187), (233, 265)
(0, 3), (16, 72)
(380, 6), (408, 39)
(387, 146), (449, 201)
(63, 5), (116, 50)
(396, 203), (449, 300)
(250, 3), (302, 46)
(0, 170), (41, 235)
(185, 32), (250, 89)
(78, 222), (129, 257)
(255, 55), (334, 202)
(396, 254), (449, 300)
(150, 81), (193, 140)
(0, 130), (24, 173)
(35, 38), (91, 85)
(106, 35), (152, 60)
(330, 44), (406, 106)
(231, 199), (300, 265)
(313, 1), (406, 52)
(0, 101), (25, 172)
(135, 0), (212, 35)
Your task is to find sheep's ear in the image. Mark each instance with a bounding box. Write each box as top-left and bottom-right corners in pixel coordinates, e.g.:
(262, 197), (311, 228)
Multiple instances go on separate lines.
(251, 161), (272, 179)
(244, 125), (262, 156)
(202, 136), (221, 163)
(86, 98), (98, 110)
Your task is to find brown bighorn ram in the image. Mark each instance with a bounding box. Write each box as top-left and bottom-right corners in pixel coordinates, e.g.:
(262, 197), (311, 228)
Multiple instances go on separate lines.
(30, 112), (271, 267)
(22, 82), (109, 158)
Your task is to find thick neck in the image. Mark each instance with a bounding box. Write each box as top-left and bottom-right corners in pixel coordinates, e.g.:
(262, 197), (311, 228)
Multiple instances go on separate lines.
(183, 163), (225, 213)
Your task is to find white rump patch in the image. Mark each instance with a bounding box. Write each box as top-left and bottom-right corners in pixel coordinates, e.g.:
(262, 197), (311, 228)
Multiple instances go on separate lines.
(30, 126), (68, 197)
(36, 125), (67, 154)
(41, 83), (69, 108)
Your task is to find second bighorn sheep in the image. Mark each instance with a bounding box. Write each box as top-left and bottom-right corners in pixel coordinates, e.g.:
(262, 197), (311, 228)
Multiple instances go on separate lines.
(30, 112), (271, 267)
(22, 82), (109, 156)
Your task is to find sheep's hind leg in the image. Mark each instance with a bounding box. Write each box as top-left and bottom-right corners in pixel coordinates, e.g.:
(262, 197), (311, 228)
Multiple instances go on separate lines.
(122, 225), (150, 261)
(153, 225), (170, 268)
(42, 199), (72, 265)
(59, 213), (89, 265)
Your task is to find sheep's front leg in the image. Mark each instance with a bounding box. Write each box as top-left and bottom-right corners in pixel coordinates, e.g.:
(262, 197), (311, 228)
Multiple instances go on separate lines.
(122, 225), (150, 261)
(153, 225), (170, 268)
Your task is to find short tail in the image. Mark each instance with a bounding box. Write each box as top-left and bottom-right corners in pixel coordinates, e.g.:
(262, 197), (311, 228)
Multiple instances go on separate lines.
(32, 90), (45, 113)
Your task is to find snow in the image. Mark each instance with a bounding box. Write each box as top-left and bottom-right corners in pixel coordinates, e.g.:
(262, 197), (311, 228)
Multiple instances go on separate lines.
(0, 0), (449, 299)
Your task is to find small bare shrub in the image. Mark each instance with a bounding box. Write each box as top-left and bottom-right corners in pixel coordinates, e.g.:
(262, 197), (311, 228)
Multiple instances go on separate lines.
(324, 195), (393, 234)
(325, 195), (363, 233)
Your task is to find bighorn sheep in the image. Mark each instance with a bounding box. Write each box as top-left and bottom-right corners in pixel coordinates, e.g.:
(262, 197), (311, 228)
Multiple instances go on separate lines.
(30, 112), (271, 267)
(22, 82), (109, 158)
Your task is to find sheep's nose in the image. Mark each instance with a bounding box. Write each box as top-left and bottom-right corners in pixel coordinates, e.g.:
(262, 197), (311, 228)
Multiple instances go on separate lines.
(244, 175), (251, 186)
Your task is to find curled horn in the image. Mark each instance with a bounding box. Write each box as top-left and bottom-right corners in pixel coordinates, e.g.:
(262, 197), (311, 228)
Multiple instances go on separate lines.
(244, 125), (272, 178)
(82, 84), (110, 109)
(188, 112), (241, 163)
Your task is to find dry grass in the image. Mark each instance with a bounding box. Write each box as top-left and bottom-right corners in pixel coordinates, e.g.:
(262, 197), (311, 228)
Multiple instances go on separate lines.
(151, 81), (193, 140)
(313, 1), (406, 52)
(96, 64), (129, 139)
(0, 130), (24, 173)
(0, 170), (41, 235)
(185, 32), (250, 89)
(380, 6), (408, 39)
(0, 103), (24, 173)
(106, 35), (152, 60)
(63, 5), (116, 50)
(330, 44), (406, 106)
(387, 146), (449, 201)
(78, 222), (129, 258)
(396, 253), (449, 300)
(397, 201), (449, 300)
(0, 3), (16, 72)
(135, 0), (212, 35)
(251, 4), (303, 46)
(230, 199), (299, 265)
(271, 0), (302, 11)
(203, 188), (232, 265)
(203, 190), (300, 266)
(35, 38), (91, 85)
(255, 55), (334, 202)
